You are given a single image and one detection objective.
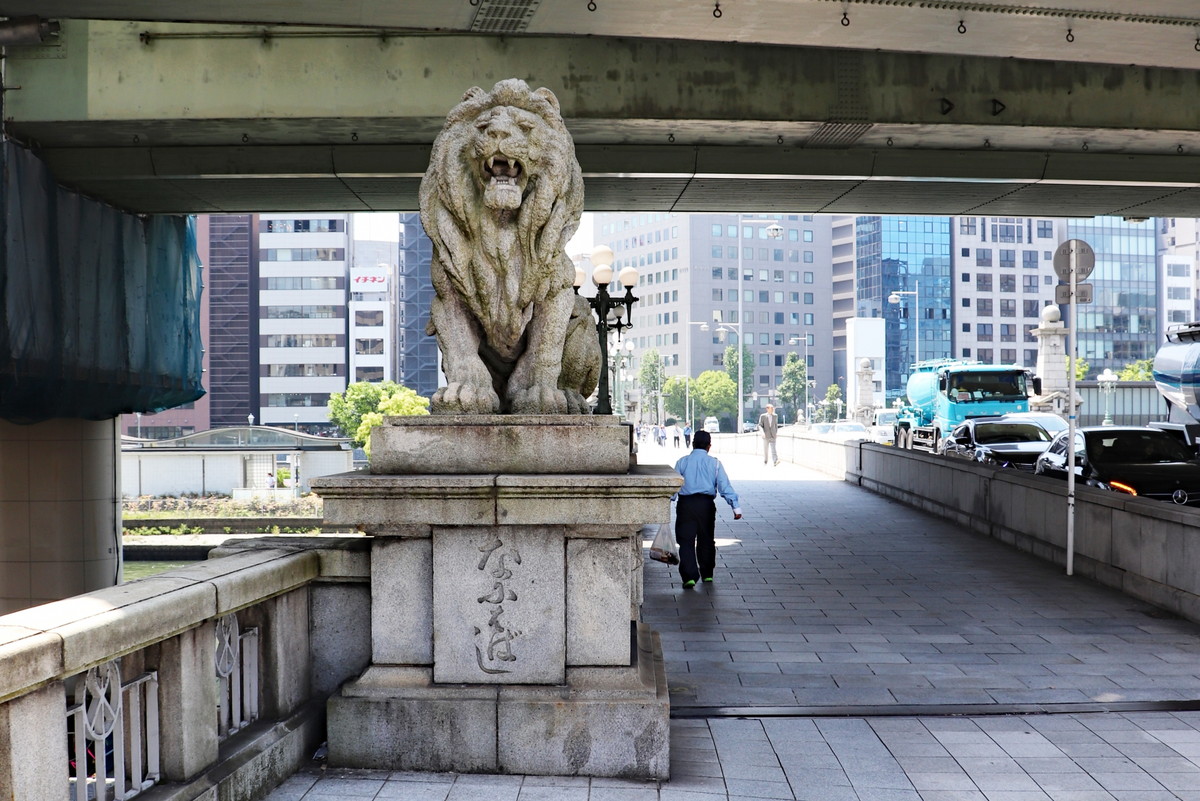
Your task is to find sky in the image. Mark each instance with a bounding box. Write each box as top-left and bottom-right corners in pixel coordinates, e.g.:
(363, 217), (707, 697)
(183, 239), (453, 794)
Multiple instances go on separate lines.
(352, 211), (595, 260)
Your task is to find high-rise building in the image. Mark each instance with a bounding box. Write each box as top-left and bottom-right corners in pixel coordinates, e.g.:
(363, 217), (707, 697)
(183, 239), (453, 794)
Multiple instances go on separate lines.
(207, 214), (257, 428)
(951, 216), (1065, 369)
(349, 234), (399, 385)
(397, 213), (440, 398)
(593, 212), (834, 421)
(1158, 216), (1199, 329)
(855, 216), (953, 401)
(1068, 216), (1158, 374)
(256, 214), (351, 433)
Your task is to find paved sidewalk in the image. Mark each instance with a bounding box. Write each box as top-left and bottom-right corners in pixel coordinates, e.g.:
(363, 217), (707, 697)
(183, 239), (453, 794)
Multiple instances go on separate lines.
(268, 444), (1200, 801)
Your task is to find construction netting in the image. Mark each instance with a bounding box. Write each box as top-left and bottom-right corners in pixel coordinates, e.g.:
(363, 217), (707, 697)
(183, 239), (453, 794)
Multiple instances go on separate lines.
(0, 141), (205, 422)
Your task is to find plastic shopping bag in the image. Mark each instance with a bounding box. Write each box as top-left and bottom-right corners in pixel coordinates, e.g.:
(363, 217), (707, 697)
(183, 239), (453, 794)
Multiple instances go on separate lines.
(649, 521), (679, 565)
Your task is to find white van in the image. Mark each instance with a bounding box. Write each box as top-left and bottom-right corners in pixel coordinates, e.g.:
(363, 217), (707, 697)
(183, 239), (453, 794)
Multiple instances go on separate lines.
(703, 417), (721, 434)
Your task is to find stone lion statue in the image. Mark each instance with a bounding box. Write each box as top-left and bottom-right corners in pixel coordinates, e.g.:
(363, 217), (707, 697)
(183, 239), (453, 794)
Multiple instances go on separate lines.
(419, 79), (601, 415)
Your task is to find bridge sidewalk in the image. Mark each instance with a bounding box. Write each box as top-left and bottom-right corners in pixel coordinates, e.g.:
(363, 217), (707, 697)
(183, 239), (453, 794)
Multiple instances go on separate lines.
(268, 442), (1200, 801)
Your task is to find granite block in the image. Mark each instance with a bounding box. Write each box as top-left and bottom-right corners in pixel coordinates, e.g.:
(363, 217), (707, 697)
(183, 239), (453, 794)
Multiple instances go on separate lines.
(567, 538), (632, 667)
(372, 538), (433, 665)
(433, 526), (566, 684)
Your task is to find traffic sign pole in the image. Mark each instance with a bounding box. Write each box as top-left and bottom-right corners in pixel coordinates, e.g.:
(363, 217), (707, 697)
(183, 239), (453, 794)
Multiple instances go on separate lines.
(1053, 239), (1093, 578)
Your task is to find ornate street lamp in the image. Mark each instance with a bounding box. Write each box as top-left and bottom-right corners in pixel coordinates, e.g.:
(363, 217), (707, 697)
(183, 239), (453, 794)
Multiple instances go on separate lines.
(1098, 368), (1118, 426)
(575, 245), (639, 415)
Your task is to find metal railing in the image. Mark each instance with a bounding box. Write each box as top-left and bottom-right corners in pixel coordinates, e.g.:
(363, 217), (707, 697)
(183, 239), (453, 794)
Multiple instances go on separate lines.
(67, 664), (160, 801)
(216, 615), (261, 741)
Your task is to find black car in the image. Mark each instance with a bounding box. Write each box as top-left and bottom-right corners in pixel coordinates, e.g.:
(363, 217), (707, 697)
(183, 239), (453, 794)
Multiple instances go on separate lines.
(939, 418), (1055, 470)
(1034, 426), (1200, 506)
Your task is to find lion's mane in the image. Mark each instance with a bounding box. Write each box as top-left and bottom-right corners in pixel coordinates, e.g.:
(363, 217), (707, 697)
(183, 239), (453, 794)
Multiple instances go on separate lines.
(419, 79), (598, 414)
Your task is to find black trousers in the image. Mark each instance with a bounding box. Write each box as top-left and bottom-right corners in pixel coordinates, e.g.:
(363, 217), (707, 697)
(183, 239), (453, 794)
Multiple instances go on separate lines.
(675, 493), (717, 583)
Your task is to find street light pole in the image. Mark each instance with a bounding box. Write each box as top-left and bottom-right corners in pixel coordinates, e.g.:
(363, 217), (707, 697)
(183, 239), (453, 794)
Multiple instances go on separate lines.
(1098, 368), (1118, 426)
(734, 216), (784, 431)
(888, 278), (921, 370)
(576, 246), (640, 415)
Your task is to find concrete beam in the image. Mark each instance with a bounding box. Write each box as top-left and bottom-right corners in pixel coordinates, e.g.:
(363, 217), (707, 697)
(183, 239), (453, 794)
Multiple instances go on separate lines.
(9, 22), (1200, 213)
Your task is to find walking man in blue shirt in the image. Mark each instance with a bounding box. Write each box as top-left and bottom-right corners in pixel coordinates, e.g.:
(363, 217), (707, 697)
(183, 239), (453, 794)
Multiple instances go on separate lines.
(672, 430), (742, 588)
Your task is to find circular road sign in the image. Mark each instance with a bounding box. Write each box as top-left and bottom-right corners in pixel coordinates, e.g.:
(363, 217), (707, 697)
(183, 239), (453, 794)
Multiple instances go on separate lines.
(1052, 239), (1096, 282)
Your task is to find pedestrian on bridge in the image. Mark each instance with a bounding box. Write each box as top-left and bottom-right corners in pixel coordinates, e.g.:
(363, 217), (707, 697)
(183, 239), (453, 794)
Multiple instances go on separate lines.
(672, 430), (742, 588)
(759, 404), (779, 466)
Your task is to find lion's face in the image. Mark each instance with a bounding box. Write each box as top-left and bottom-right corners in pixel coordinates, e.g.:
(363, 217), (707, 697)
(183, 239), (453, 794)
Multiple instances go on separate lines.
(471, 104), (542, 211)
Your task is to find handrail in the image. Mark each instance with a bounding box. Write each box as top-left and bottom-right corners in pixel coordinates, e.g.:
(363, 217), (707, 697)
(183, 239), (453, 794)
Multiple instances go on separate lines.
(0, 546), (317, 705)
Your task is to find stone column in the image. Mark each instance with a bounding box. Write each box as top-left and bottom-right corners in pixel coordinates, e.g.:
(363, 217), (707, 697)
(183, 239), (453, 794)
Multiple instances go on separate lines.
(153, 621), (219, 781)
(0, 417), (121, 614)
(0, 681), (68, 799)
(314, 415), (681, 779)
(1030, 305), (1081, 418)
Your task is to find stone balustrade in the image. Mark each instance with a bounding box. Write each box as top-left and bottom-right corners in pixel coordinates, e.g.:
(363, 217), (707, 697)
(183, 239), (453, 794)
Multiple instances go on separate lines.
(0, 537), (371, 801)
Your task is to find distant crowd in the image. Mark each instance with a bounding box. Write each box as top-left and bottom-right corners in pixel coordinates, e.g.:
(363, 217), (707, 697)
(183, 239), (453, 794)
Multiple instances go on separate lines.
(635, 421), (693, 449)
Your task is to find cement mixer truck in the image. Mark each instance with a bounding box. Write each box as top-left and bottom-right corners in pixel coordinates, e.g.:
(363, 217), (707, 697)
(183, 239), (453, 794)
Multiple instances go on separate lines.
(893, 359), (1040, 451)
(1151, 322), (1200, 447)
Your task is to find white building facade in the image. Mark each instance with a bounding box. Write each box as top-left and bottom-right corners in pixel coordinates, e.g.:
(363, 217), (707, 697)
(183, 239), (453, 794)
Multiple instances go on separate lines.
(256, 214), (351, 432)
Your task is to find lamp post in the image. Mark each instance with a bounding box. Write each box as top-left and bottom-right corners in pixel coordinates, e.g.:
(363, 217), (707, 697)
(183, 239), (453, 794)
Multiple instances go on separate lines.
(247, 413), (254, 427)
(609, 337), (635, 419)
(575, 245), (639, 416)
(1098, 368), (1118, 426)
(686, 320), (713, 428)
(789, 333), (811, 424)
(888, 278), (921, 371)
(135, 411), (141, 439)
(735, 217), (784, 434)
(293, 413), (299, 432)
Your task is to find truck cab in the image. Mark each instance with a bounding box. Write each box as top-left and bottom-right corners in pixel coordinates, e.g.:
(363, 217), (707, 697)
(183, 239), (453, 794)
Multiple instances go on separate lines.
(894, 360), (1038, 451)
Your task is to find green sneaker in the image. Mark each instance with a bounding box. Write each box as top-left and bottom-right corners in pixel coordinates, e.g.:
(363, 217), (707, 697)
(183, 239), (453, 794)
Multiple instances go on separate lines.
(683, 580), (696, 589)
(702, 577), (714, 583)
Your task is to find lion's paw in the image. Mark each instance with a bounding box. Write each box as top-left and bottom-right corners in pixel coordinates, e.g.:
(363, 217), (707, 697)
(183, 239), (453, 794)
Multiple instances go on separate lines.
(432, 382), (501, 415)
(562, 389), (591, 415)
(510, 384), (569, 415)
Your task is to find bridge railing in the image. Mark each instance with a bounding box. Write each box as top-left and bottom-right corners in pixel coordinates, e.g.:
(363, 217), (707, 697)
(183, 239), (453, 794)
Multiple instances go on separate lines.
(0, 538), (371, 801)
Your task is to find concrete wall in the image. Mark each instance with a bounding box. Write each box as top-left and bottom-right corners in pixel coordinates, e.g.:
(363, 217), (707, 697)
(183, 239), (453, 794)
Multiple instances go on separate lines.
(0, 418), (120, 613)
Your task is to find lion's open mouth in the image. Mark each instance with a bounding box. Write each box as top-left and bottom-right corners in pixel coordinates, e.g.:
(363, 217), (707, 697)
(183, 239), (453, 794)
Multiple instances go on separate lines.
(484, 155), (523, 186)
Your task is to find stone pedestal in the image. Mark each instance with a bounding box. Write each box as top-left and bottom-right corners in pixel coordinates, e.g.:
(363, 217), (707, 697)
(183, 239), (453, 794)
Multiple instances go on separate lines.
(311, 416), (680, 778)
(1030, 306), (1082, 418)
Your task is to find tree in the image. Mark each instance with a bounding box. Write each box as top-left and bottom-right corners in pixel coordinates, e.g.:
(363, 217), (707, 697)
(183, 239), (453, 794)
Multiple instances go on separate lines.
(638, 348), (667, 422)
(328, 381), (397, 446)
(357, 385), (431, 455)
(723, 344), (754, 391)
(663, 375), (690, 422)
(776, 352), (808, 423)
(821, 383), (844, 422)
(693, 370), (737, 421)
(1119, 358), (1153, 381)
(1069, 356), (1090, 381)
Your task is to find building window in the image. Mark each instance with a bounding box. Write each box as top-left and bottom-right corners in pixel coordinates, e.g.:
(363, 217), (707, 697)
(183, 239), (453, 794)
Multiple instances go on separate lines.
(804, 292), (814, 304)
(978, 348), (993, 362)
(962, 348), (972, 358)
(711, 246), (723, 258)
(804, 313), (814, 325)
(355, 338), (384, 355)
(1022, 250), (1039, 269)
(1024, 325), (1038, 343)
(1000, 349), (1016, 363)
(267, 305), (342, 319)
(356, 366), (385, 382)
(1168, 286), (1192, 300)
(712, 288), (724, 301)
(1036, 220), (1053, 237)
(977, 299), (993, 316)
(1024, 349), (1037, 366)
(1000, 324), (1016, 342)
(961, 272), (970, 282)
(976, 249), (992, 267)
(976, 274), (993, 292)
(1022, 275), (1039, 292)
(1169, 263), (1191, 277)
(355, 310), (384, 326)
(712, 267), (723, 279)
(803, 251), (814, 263)
(804, 272), (814, 284)
(978, 324), (993, 341)
(959, 218), (977, 235)
(758, 291), (769, 303)
(961, 248), (970, 257)
(1000, 299), (1016, 317)
(711, 224), (723, 236)
(803, 230), (814, 242)
(962, 323), (971, 332)
(1023, 300), (1041, 317)
(1000, 273), (1016, 292)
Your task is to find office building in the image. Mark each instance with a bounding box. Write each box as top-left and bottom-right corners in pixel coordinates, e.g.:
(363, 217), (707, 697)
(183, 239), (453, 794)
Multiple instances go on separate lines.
(397, 213), (440, 398)
(592, 212), (834, 420)
(350, 236), (399, 385)
(855, 215), (953, 402)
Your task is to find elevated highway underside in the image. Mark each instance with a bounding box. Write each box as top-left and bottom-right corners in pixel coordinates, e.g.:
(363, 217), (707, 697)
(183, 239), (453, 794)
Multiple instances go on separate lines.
(8, 15), (1200, 215)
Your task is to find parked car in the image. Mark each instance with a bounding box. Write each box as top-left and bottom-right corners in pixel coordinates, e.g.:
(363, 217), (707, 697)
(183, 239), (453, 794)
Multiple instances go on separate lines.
(810, 423), (834, 436)
(815, 421), (870, 441)
(1034, 426), (1200, 506)
(998, 411), (1069, 437)
(939, 417), (1055, 470)
(703, 416), (721, 434)
(742, 421), (759, 433)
